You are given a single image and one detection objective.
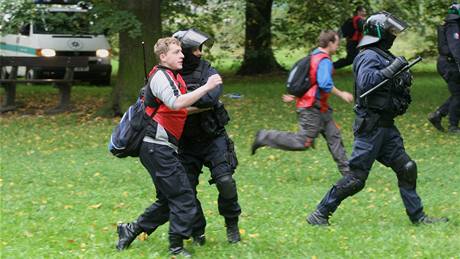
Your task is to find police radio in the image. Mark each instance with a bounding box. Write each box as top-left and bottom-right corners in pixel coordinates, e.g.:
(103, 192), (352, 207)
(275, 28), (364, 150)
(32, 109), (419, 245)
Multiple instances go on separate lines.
(360, 56), (423, 98)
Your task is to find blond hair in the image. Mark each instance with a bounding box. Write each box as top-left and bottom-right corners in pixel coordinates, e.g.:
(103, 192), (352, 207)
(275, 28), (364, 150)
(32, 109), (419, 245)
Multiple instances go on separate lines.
(318, 30), (339, 48)
(154, 37), (181, 58)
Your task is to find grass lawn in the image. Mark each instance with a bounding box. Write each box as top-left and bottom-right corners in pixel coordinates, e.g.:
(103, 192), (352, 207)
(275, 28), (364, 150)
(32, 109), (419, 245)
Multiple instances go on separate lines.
(1, 70), (459, 258)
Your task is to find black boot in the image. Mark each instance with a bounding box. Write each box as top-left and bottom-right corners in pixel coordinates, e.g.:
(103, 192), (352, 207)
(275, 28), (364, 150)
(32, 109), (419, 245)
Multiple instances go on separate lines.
(169, 235), (192, 257)
(306, 210), (330, 226)
(413, 215), (449, 225)
(448, 126), (460, 134)
(169, 247), (192, 258)
(116, 221), (143, 250)
(192, 233), (206, 246)
(428, 111), (445, 132)
(225, 217), (241, 243)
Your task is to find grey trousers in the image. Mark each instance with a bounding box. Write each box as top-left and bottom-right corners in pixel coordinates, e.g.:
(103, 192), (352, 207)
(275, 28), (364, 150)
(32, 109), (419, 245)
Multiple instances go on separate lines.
(257, 107), (350, 175)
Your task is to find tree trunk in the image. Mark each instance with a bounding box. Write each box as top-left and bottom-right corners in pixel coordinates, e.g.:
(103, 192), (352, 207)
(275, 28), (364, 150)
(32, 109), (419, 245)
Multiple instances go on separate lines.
(112, 0), (161, 115)
(238, 0), (284, 75)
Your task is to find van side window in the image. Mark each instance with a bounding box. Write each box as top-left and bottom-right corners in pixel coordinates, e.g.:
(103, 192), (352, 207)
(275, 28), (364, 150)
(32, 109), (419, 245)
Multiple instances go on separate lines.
(19, 24), (30, 36)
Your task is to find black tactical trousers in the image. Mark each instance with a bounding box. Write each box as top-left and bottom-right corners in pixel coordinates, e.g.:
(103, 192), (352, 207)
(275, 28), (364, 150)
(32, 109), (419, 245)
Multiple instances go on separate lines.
(179, 132), (241, 236)
(437, 57), (460, 127)
(316, 126), (425, 222)
(136, 142), (197, 240)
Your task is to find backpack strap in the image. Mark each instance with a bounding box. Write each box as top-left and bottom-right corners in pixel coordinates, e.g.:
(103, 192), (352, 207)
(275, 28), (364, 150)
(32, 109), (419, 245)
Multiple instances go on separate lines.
(143, 66), (163, 117)
(367, 47), (395, 61)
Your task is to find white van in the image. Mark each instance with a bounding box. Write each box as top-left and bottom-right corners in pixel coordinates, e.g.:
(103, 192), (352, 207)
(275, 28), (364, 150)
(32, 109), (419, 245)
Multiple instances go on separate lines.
(0, 0), (112, 85)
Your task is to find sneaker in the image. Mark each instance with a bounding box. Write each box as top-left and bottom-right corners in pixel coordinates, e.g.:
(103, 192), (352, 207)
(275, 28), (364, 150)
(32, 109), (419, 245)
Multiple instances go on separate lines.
(116, 222), (142, 251)
(413, 215), (449, 225)
(428, 112), (445, 132)
(448, 126), (460, 134)
(306, 210), (330, 226)
(251, 130), (264, 155)
(169, 247), (192, 258)
(192, 234), (206, 246)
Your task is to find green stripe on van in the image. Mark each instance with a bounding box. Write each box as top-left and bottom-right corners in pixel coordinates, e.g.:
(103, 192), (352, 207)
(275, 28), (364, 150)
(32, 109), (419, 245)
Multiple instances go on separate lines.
(0, 42), (37, 55)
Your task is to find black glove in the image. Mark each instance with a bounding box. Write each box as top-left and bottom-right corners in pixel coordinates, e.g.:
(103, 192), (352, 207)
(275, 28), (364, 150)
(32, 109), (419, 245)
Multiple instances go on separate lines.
(398, 71), (413, 87)
(381, 56), (408, 78)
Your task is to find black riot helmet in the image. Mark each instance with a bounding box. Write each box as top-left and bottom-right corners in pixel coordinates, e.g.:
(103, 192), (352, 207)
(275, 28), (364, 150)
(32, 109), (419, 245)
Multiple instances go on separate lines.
(357, 11), (408, 49)
(447, 3), (460, 20)
(172, 28), (214, 50)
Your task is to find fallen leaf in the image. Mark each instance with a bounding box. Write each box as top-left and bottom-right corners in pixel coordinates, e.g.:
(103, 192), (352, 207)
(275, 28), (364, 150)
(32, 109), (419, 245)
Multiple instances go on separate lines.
(138, 232), (148, 241)
(89, 203), (102, 209)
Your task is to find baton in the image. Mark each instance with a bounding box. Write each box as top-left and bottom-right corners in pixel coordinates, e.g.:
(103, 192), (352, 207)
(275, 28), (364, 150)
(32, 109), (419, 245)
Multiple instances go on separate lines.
(359, 56), (423, 98)
(142, 41), (148, 84)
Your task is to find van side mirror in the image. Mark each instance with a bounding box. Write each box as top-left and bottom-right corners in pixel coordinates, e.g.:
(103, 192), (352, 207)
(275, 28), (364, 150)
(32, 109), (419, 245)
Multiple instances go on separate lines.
(19, 24), (30, 36)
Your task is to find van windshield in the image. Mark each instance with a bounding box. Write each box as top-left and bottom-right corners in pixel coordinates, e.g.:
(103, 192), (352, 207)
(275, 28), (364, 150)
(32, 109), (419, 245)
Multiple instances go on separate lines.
(34, 11), (96, 35)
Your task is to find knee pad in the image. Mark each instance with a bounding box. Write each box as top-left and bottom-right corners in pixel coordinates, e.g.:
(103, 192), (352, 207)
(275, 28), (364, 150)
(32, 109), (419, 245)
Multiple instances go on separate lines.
(215, 175), (237, 200)
(334, 174), (366, 198)
(399, 160), (417, 188)
(391, 155), (417, 188)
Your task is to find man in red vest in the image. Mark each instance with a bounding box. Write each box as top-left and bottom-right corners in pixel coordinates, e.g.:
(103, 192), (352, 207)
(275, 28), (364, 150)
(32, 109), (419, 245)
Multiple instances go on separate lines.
(334, 5), (367, 69)
(251, 30), (354, 177)
(115, 37), (221, 257)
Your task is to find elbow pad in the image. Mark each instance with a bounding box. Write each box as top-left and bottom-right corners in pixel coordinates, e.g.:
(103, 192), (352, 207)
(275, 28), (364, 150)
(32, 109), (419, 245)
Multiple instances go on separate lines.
(380, 56), (408, 78)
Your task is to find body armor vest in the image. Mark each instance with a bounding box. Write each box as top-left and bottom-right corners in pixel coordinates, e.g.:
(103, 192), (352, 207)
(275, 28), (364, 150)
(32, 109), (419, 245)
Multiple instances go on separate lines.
(438, 24), (451, 57)
(357, 47), (412, 118)
(181, 60), (229, 140)
(182, 60), (209, 91)
(438, 20), (460, 57)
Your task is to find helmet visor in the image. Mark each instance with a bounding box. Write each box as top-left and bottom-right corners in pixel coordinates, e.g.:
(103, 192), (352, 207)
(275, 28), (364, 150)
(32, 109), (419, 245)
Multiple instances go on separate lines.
(176, 29), (214, 49)
(385, 15), (408, 36)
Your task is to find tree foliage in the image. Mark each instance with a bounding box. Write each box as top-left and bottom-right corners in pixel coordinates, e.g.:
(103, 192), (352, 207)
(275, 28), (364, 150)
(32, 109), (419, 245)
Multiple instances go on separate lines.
(272, 0), (370, 49)
(0, 0), (141, 38)
(271, 0), (447, 56)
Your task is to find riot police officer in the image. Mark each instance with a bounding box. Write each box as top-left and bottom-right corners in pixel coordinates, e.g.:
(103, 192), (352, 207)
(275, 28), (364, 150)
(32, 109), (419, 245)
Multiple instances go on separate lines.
(306, 12), (449, 226)
(428, 3), (460, 133)
(174, 28), (242, 244)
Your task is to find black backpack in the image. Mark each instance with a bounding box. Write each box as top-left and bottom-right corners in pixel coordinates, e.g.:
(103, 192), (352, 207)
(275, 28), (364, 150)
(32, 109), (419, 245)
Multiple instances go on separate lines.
(108, 80), (160, 158)
(286, 54), (312, 97)
(340, 18), (355, 38)
(109, 65), (169, 158)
